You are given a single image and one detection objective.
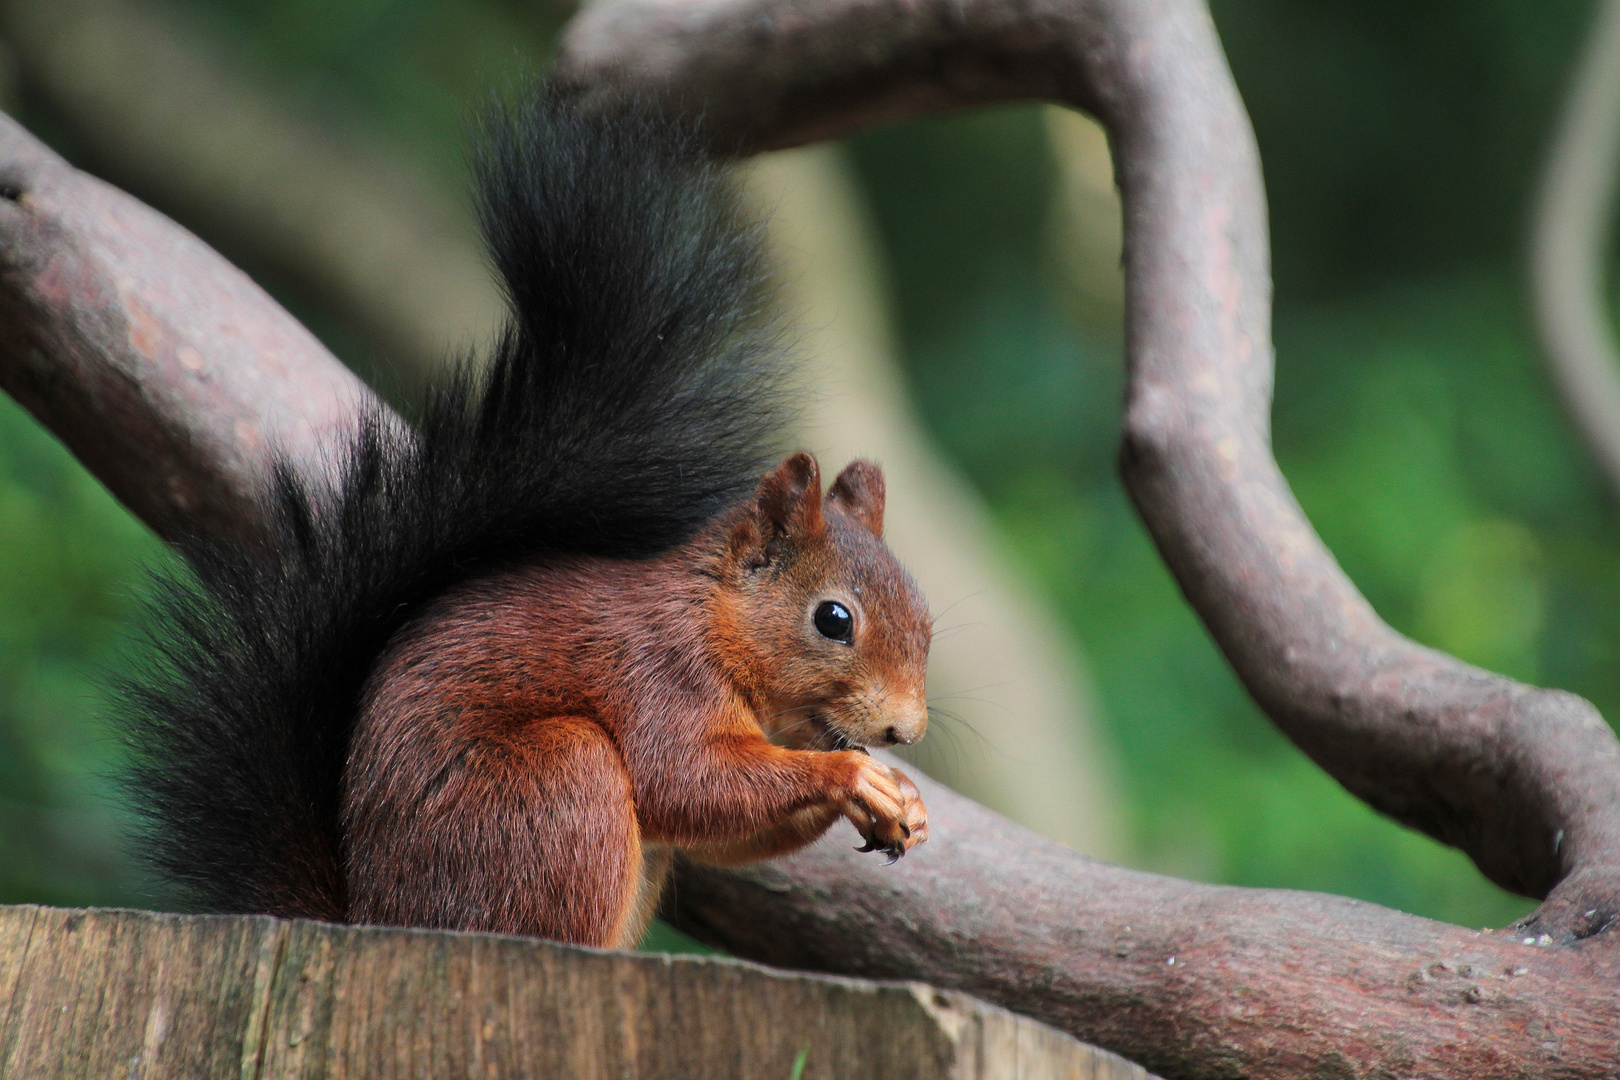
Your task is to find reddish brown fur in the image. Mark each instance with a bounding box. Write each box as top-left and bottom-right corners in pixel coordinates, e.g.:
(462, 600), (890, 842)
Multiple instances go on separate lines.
(342, 453), (931, 947)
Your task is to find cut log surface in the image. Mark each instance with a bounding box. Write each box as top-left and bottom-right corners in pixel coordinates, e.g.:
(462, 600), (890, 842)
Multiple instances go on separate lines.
(0, 904), (1158, 1080)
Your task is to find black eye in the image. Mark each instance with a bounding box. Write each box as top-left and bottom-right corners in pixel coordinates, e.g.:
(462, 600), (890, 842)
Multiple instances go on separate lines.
(813, 600), (854, 643)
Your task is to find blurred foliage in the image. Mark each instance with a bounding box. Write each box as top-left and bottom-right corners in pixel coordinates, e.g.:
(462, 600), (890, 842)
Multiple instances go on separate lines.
(3, 0), (1616, 936)
(1213, 0), (1590, 302)
(0, 393), (166, 906)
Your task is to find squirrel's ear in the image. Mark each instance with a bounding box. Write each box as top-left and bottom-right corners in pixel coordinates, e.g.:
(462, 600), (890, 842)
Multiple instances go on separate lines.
(737, 452), (824, 567)
(827, 460), (885, 536)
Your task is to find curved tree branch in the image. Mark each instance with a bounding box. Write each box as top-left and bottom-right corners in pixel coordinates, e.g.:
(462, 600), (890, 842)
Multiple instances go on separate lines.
(668, 763), (1620, 1080)
(1531, 0), (1620, 505)
(0, 112), (378, 545)
(554, 0), (1620, 928)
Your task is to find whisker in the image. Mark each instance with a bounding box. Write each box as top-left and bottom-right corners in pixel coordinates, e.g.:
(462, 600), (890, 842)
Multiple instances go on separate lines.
(928, 590), (989, 628)
(924, 706), (991, 747)
(926, 623), (982, 644)
(920, 684), (1013, 715)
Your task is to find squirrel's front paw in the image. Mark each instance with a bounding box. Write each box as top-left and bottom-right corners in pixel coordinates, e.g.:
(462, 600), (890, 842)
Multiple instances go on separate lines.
(836, 754), (929, 863)
(892, 767), (928, 850)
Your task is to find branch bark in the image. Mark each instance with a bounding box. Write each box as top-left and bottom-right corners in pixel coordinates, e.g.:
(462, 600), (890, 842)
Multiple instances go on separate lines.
(0, 111), (377, 545)
(554, 0), (1620, 927)
(669, 763), (1620, 1080)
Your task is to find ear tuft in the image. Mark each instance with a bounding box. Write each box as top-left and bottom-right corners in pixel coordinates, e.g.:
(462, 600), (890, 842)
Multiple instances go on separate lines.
(738, 452), (825, 567)
(827, 459), (885, 535)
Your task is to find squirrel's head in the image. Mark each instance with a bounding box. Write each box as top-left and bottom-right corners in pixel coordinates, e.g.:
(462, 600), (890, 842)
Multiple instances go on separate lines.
(709, 452), (931, 750)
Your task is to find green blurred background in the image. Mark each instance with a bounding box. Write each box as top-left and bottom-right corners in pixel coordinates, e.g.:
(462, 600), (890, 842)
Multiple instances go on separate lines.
(2, 0), (1614, 933)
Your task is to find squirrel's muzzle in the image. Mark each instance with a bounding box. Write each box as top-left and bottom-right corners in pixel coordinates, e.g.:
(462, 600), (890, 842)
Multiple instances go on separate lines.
(876, 697), (927, 746)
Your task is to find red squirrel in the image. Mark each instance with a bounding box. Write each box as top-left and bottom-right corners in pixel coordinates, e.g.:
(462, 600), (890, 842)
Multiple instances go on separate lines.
(116, 88), (931, 948)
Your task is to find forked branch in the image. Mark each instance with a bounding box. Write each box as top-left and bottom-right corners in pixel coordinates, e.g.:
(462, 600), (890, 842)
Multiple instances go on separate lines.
(554, 0), (1620, 927)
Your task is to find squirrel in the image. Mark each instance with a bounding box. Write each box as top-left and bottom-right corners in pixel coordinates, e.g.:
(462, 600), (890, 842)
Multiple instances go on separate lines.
(115, 88), (932, 950)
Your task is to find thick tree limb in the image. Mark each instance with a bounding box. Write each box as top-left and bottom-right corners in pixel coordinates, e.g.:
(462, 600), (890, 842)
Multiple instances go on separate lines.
(554, 0), (1620, 928)
(1532, 0), (1620, 506)
(0, 112), (377, 544)
(553, 0), (1112, 151)
(670, 765), (1620, 1080)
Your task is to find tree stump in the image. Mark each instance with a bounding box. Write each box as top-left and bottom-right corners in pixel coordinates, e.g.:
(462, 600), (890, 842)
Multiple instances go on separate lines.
(0, 904), (1157, 1079)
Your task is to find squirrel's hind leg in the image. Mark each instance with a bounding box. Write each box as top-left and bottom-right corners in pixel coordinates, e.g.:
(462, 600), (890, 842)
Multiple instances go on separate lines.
(623, 844), (675, 949)
(344, 714), (643, 948)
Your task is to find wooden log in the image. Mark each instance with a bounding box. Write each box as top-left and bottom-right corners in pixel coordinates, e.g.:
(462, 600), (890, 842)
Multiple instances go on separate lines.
(0, 904), (1158, 1079)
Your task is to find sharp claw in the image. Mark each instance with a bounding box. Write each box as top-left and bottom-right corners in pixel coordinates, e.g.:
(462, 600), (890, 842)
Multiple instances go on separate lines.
(855, 836), (882, 853)
(884, 851), (900, 866)
(899, 822), (911, 838)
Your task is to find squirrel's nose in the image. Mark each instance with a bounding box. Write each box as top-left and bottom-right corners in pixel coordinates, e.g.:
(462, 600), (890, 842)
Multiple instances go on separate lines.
(883, 698), (928, 746)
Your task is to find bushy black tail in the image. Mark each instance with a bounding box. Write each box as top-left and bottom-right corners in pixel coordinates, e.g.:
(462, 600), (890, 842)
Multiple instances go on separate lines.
(116, 90), (786, 919)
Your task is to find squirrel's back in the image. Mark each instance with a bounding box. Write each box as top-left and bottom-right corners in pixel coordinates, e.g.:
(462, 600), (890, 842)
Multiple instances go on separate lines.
(117, 89), (787, 920)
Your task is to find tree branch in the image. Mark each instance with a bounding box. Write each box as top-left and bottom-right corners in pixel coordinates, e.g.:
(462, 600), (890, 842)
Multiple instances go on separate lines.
(669, 764), (1620, 1080)
(0, 112), (380, 545)
(554, 0), (1620, 927)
